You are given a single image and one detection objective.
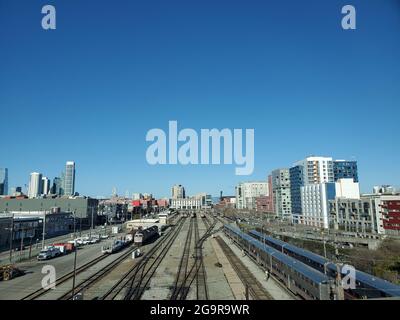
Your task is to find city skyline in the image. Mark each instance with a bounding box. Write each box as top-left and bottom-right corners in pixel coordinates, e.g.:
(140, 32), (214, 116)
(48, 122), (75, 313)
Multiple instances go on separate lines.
(1, 0), (400, 198)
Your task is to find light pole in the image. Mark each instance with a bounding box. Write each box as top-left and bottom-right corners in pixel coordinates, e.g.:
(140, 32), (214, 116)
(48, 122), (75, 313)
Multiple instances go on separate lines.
(41, 211), (47, 250)
(8, 213), (15, 263)
(71, 210), (78, 299)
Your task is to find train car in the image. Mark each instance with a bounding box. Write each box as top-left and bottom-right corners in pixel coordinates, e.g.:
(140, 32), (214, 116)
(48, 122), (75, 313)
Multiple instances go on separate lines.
(224, 224), (333, 300)
(134, 225), (159, 245)
(101, 239), (126, 254)
(249, 229), (400, 299)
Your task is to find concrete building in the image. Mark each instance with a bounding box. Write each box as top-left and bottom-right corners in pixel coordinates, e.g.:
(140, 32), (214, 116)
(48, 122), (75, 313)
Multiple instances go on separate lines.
(170, 193), (212, 210)
(170, 197), (202, 210)
(64, 161), (76, 196)
(333, 160), (358, 182)
(0, 213), (13, 250)
(329, 197), (378, 234)
(28, 172), (42, 199)
(301, 183), (336, 229)
(0, 211), (74, 251)
(216, 196), (236, 209)
(301, 179), (360, 229)
(271, 169), (291, 219)
(335, 178), (360, 199)
(171, 184), (185, 199)
(374, 195), (400, 236)
(0, 196), (98, 220)
(290, 156), (334, 223)
(42, 177), (51, 195)
(373, 185), (397, 195)
(132, 193), (143, 200)
(0, 168), (8, 196)
(235, 182), (268, 210)
(329, 194), (400, 236)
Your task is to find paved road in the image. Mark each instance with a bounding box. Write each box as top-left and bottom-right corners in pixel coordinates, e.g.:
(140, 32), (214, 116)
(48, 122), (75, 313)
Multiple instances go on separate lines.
(0, 225), (121, 265)
(0, 231), (127, 300)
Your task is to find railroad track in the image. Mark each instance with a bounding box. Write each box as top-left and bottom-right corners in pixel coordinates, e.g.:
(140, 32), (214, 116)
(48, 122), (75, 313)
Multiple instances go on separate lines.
(21, 253), (111, 300)
(100, 217), (185, 300)
(215, 236), (273, 300)
(196, 217), (208, 300)
(170, 217), (195, 299)
(57, 243), (140, 300)
(170, 216), (216, 300)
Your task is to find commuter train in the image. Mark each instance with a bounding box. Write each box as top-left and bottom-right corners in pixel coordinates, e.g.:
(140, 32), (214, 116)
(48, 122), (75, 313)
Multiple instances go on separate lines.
(224, 224), (334, 300)
(248, 229), (400, 299)
(134, 225), (159, 245)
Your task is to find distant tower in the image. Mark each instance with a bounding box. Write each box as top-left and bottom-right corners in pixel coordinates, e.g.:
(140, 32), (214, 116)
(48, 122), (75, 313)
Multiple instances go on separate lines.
(112, 187), (117, 197)
(0, 168), (8, 195)
(28, 172), (42, 198)
(220, 190), (223, 201)
(64, 161), (76, 196)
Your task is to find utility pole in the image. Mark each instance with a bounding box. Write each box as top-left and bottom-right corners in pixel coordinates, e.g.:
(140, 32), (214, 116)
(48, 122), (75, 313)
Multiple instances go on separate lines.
(73, 210), (76, 239)
(9, 214), (14, 263)
(41, 211), (47, 249)
(90, 207), (94, 238)
(71, 236), (78, 299)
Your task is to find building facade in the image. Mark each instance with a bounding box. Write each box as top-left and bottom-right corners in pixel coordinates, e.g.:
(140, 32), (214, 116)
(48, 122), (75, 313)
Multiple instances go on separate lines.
(0, 168), (8, 196)
(28, 172), (43, 199)
(0, 196), (98, 220)
(64, 161), (76, 196)
(329, 194), (400, 236)
(333, 160), (358, 182)
(271, 169), (291, 219)
(290, 156), (334, 223)
(42, 177), (51, 195)
(301, 183), (336, 229)
(236, 182), (268, 210)
(171, 185), (185, 199)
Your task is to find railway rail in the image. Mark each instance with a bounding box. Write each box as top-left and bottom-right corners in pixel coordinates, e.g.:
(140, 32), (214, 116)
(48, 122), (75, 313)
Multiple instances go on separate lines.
(170, 215), (216, 300)
(170, 217), (195, 299)
(100, 217), (185, 300)
(215, 236), (273, 300)
(21, 253), (110, 300)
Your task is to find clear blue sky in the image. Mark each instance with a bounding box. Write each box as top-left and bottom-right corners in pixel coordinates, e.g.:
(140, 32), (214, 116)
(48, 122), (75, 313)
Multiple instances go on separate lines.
(1, 0), (399, 198)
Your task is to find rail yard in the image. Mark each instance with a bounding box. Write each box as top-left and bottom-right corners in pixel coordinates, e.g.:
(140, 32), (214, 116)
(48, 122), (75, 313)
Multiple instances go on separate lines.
(0, 210), (399, 300)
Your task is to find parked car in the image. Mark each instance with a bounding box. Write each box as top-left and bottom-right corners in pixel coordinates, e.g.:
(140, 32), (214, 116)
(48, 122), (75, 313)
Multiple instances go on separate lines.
(37, 247), (61, 261)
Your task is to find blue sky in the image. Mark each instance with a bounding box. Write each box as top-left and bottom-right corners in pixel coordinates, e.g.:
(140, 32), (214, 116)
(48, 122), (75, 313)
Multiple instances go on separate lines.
(1, 0), (399, 198)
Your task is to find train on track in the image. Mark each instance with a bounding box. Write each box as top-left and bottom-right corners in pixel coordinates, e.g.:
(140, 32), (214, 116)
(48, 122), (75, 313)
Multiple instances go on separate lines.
(134, 225), (159, 245)
(101, 233), (134, 254)
(224, 224), (335, 300)
(248, 229), (400, 299)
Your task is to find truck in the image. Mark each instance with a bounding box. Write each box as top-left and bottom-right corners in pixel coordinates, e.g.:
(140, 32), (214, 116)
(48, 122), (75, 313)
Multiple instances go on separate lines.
(52, 243), (76, 255)
(37, 246), (61, 261)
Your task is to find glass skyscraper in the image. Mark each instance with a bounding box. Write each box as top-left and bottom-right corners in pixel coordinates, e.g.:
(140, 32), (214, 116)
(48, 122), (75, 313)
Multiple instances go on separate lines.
(64, 161), (76, 196)
(0, 168), (8, 195)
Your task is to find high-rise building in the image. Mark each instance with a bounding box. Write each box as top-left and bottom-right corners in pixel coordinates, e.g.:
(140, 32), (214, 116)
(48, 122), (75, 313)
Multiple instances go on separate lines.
(271, 169), (292, 219)
(42, 177), (51, 195)
(64, 161), (75, 196)
(333, 160), (358, 182)
(0, 168), (8, 195)
(301, 178), (360, 229)
(171, 184), (185, 199)
(28, 172), (43, 199)
(51, 177), (63, 195)
(290, 156), (334, 223)
(301, 183), (336, 229)
(235, 181), (268, 210)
